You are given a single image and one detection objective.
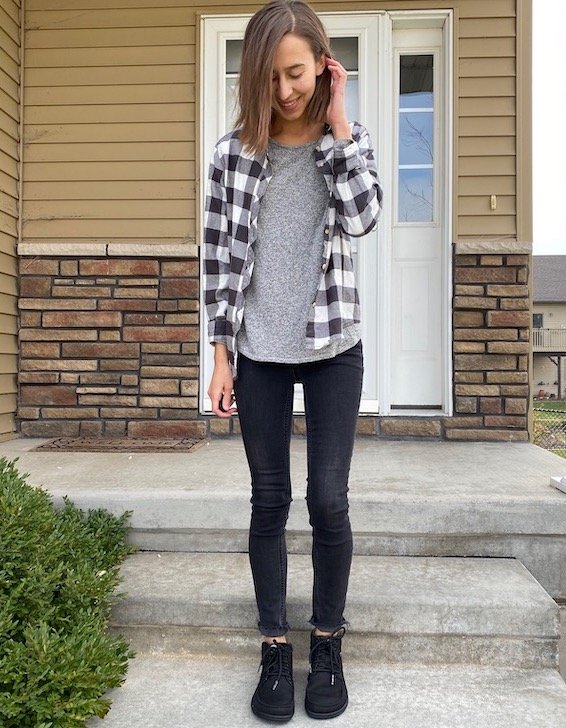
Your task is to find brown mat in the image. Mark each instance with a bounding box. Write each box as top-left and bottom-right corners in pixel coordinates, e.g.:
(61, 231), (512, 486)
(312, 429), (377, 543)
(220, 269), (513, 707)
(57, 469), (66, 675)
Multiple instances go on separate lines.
(32, 436), (207, 453)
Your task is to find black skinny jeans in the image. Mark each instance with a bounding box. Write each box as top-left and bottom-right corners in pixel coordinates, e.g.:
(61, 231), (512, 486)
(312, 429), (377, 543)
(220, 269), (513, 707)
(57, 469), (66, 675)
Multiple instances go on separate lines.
(233, 339), (363, 637)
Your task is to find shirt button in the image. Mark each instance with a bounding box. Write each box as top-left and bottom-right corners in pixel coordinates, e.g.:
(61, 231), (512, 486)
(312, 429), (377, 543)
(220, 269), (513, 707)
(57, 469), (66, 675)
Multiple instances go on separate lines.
(312, 301), (316, 307)
(324, 227), (329, 235)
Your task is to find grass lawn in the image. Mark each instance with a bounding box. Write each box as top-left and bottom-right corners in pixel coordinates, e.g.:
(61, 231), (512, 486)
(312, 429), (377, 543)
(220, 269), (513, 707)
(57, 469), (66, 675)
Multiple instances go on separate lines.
(533, 402), (566, 459)
(533, 400), (566, 412)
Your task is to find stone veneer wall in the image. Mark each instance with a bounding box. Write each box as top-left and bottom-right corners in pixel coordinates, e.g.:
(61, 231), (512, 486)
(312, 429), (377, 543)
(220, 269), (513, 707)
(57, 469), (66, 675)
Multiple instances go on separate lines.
(447, 243), (530, 442)
(17, 243), (532, 442)
(18, 256), (206, 439)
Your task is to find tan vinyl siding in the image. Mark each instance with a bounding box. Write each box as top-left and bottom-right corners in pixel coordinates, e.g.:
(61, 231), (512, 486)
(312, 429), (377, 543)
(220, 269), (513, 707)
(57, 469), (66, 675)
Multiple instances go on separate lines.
(457, 1), (517, 238)
(23, 2), (196, 244)
(22, 0), (521, 245)
(0, 0), (20, 438)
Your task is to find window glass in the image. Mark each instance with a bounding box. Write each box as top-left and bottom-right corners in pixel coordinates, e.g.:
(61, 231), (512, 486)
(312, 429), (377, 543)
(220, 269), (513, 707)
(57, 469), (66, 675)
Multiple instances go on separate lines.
(398, 168), (433, 222)
(399, 111), (433, 166)
(331, 37), (358, 72)
(226, 39), (243, 74)
(400, 54), (433, 108)
(398, 54), (434, 223)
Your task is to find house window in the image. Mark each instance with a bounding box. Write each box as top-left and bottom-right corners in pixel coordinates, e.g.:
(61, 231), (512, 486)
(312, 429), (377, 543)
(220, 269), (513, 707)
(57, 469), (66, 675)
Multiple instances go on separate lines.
(533, 313), (543, 328)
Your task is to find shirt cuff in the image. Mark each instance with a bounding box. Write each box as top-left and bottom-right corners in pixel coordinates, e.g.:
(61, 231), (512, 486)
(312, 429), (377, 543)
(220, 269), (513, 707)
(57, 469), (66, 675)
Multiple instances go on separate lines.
(332, 139), (363, 175)
(208, 316), (229, 343)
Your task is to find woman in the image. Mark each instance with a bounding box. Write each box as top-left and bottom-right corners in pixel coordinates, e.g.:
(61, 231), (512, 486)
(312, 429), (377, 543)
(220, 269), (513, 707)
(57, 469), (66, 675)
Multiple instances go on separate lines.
(203, 0), (382, 721)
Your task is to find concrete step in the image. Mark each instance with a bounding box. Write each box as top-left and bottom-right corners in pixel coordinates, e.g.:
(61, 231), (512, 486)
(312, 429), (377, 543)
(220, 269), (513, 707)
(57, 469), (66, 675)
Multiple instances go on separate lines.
(86, 653), (566, 728)
(15, 437), (564, 598)
(109, 552), (560, 669)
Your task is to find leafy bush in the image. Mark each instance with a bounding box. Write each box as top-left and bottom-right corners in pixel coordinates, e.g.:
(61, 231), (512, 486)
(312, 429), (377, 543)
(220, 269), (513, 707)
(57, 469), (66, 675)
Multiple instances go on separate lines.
(0, 456), (137, 727)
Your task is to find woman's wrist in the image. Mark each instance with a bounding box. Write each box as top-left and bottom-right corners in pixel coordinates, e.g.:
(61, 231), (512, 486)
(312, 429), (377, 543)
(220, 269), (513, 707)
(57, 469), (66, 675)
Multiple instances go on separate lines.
(213, 342), (230, 363)
(331, 121), (352, 141)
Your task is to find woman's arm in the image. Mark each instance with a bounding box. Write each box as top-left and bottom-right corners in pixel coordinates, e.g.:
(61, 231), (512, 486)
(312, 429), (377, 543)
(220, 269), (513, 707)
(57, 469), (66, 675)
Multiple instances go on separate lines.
(203, 144), (237, 418)
(331, 124), (383, 238)
(203, 143), (231, 346)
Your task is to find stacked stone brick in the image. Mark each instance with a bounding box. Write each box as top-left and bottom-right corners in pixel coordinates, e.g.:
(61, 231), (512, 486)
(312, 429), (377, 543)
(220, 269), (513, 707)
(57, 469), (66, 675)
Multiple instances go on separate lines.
(448, 246), (530, 441)
(18, 256), (205, 439)
(17, 245), (531, 441)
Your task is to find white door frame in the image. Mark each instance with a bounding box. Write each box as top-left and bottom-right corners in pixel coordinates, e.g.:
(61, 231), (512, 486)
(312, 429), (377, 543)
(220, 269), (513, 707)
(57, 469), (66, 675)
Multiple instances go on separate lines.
(199, 9), (453, 417)
(384, 10), (453, 416)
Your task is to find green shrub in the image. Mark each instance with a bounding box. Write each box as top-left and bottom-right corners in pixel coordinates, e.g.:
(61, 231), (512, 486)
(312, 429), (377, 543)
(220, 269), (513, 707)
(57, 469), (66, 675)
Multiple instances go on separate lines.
(0, 456), (137, 727)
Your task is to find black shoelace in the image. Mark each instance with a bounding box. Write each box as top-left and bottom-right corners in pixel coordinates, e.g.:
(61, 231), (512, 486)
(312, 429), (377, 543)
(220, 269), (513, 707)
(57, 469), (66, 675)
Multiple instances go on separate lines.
(309, 634), (343, 687)
(258, 642), (291, 691)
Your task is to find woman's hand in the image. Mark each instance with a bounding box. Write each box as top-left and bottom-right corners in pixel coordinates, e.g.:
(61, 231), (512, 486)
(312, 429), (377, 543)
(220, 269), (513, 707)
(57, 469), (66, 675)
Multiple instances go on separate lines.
(325, 56), (352, 140)
(208, 357), (237, 418)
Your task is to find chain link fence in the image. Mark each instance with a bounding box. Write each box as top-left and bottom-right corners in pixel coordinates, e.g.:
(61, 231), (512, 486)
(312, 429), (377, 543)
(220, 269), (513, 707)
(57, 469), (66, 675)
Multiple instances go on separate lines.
(533, 407), (566, 458)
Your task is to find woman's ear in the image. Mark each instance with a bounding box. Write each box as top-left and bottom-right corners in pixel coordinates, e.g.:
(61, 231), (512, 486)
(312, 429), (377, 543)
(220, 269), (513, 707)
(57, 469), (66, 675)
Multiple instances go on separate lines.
(315, 53), (327, 77)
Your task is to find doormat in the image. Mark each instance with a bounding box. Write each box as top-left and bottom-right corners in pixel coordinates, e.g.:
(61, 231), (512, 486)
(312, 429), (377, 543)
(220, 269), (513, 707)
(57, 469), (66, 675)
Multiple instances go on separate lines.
(32, 436), (207, 453)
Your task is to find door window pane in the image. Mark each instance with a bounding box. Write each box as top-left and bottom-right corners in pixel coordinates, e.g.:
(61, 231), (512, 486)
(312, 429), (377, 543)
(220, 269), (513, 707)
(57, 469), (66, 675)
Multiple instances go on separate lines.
(399, 111), (433, 165)
(225, 77), (239, 129)
(400, 54), (433, 108)
(398, 168), (433, 222)
(344, 77), (358, 123)
(226, 39), (243, 74)
(331, 37), (358, 72)
(225, 40), (242, 128)
(398, 54), (434, 223)
(332, 37), (359, 123)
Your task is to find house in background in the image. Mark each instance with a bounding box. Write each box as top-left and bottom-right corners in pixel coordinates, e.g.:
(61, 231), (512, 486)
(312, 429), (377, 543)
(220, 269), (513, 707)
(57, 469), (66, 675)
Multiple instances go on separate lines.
(0, 0), (532, 443)
(533, 255), (566, 401)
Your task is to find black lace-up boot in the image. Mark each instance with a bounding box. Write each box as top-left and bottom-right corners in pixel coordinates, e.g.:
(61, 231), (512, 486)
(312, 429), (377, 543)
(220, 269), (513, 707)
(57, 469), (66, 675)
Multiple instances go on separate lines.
(251, 640), (294, 722)
(305, 628), (348, 719)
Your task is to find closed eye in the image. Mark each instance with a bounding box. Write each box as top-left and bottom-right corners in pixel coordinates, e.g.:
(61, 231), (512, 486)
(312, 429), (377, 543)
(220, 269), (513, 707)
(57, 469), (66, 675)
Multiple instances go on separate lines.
(272, 73), (304, 81)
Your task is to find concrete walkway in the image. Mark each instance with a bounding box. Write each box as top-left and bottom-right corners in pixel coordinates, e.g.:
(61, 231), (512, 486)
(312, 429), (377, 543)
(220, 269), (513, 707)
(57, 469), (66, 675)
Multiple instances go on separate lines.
(86, 659), (566, 728)
(2, 436), (566, 726)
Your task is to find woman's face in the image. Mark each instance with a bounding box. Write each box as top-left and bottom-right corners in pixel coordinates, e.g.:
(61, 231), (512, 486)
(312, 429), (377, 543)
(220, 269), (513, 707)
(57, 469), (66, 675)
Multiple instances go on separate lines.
(271, 33), (325, 124)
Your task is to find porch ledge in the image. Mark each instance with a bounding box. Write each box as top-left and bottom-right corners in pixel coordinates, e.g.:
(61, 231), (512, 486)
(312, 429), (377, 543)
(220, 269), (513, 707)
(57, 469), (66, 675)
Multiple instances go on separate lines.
(454, 240), (533, 255)
(18, 242), (199, 258)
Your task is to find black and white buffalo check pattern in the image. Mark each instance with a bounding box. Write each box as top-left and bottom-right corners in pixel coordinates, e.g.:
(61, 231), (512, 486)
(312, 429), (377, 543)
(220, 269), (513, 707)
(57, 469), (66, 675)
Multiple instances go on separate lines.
(203, 121), (383, 377)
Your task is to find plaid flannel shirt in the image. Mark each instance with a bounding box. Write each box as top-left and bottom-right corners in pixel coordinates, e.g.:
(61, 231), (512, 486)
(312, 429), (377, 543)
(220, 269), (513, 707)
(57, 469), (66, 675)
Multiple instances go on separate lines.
(203, 120), (383, 378)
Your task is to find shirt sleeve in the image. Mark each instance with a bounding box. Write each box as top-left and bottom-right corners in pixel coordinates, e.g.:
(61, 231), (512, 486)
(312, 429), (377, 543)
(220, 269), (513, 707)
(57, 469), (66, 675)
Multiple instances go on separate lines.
(203, 144), (231, 345)
(331, 124), (383, 237)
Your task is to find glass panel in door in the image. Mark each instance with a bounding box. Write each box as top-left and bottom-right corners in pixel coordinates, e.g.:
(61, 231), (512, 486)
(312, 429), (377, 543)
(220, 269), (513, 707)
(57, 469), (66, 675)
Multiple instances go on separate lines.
(397, 54), (434, 223)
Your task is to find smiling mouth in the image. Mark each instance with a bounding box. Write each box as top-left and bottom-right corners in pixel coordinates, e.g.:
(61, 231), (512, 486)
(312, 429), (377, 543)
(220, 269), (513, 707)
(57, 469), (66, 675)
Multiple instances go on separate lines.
(279, 98), (300, 111)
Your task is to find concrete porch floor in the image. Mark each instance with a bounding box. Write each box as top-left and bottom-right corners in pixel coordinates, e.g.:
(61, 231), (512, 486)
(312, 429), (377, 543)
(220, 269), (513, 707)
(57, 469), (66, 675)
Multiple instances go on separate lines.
(1, 435), (565, 678)
(1, 435), (564, 500)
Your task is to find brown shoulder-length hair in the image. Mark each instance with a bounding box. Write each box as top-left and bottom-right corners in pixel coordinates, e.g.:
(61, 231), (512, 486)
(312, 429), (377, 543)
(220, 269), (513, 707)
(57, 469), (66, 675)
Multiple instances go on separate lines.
(235, 0), (332, 156)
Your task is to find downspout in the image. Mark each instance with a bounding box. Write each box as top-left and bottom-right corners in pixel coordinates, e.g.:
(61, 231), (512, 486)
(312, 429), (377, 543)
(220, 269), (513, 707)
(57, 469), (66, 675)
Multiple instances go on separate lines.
(17, 0), (25, 246)
(16, 0), (25, 439)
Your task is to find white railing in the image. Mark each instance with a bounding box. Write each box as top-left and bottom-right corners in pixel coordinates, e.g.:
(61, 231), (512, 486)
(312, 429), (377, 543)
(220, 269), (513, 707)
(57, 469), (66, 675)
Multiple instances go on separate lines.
(532, 328), (566, 352)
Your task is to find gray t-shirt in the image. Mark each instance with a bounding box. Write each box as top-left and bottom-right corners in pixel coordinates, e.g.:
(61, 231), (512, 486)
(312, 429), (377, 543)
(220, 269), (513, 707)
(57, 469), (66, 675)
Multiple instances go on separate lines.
(236, 137), (361, 363)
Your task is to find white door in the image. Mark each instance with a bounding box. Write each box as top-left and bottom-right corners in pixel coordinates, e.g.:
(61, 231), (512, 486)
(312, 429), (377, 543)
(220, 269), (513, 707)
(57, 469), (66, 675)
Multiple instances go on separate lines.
(199, 12), (453, 416)
(200, 14), (381, 414)
(390, 27), (446, 409)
